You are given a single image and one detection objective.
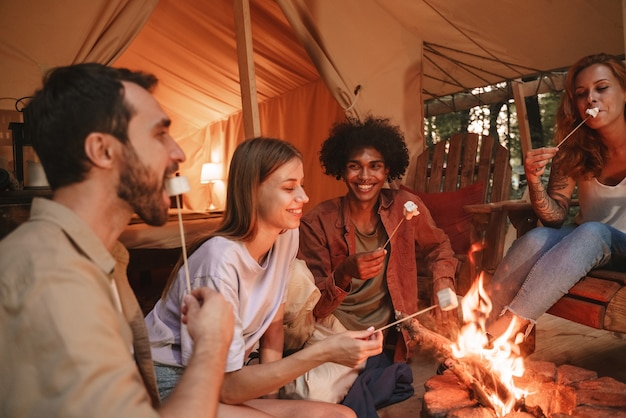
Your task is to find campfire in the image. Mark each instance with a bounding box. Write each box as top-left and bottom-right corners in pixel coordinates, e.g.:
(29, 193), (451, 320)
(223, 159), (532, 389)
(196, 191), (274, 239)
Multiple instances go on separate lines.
(403, 274), (626, 417)
(451, 275), (528, 414)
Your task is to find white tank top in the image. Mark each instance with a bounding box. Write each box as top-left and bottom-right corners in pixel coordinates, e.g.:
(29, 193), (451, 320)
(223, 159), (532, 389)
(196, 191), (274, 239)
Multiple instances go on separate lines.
(576, 177), (626, 232)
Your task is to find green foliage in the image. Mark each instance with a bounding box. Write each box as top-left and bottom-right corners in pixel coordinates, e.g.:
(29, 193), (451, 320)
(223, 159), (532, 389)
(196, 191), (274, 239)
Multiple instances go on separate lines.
(424, 110), (470, 148)
(424, 90), (561, 150)
(539, 91), (563, 145)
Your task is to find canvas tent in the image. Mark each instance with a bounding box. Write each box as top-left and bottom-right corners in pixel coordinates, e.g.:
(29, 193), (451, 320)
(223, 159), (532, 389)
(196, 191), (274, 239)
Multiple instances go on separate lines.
(1, 0), (624, 211)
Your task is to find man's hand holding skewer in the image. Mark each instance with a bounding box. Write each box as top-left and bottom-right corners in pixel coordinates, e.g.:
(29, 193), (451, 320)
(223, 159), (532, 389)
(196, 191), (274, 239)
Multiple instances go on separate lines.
(333, 248), (387, 289)
(433, 277), (459, 331)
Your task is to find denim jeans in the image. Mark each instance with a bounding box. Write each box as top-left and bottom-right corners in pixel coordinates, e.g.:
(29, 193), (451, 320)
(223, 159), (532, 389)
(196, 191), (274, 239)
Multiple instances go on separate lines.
(486, 222), (626, 323)
(154, 363), (185, 401)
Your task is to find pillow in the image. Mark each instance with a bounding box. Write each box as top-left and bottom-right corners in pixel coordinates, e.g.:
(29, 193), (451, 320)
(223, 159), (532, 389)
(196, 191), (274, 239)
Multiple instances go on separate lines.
(400, 182), (484, 254)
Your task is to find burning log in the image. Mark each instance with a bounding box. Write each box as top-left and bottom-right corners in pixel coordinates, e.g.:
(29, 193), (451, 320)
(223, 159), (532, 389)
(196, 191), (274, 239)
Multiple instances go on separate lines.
(424, 361), (626, 417)
(402, 317), (518, 412)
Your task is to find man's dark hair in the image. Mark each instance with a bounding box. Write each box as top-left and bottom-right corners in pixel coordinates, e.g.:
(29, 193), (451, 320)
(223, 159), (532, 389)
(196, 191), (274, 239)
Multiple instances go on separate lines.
(24, 63), (157, 190)
(319, 115), (410, 181)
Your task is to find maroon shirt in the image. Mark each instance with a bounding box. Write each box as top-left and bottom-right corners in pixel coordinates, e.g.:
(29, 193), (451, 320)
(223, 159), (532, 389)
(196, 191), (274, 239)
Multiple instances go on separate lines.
(298, 188), (457, 361)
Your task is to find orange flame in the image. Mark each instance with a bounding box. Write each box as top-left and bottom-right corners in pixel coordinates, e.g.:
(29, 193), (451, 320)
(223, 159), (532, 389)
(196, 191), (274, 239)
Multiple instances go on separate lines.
(450, 271), (529, 416)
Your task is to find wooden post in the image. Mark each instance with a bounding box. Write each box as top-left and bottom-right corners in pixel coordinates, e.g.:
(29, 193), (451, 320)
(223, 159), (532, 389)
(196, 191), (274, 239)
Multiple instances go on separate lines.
(511, 79), (532, 158)
(233, 0), (261, 139)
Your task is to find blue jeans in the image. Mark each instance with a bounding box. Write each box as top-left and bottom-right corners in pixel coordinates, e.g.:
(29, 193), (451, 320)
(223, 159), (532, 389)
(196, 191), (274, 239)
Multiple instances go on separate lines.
(486, 222), (626, 323)
(154, 363), (185, 401)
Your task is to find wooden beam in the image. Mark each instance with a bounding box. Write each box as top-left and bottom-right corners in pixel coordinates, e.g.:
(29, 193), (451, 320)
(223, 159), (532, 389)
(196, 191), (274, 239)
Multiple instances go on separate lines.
(511, 79), (532, 158)
(424, 73), (566, 117)
(233, 0), (260, 139)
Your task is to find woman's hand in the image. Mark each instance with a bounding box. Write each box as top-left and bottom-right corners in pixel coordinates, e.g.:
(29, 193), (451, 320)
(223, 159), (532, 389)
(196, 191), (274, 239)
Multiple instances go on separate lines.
(321, 327), (383, 368)
(524, 147), (558, 180)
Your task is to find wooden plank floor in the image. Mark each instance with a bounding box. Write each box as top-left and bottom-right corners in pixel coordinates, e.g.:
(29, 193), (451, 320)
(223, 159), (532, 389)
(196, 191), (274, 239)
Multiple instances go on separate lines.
(378, 313), (626, 417)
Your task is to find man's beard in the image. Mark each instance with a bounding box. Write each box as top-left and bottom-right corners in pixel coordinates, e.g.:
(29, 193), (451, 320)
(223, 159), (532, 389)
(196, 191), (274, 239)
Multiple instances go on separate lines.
(117, 144), (170, 226)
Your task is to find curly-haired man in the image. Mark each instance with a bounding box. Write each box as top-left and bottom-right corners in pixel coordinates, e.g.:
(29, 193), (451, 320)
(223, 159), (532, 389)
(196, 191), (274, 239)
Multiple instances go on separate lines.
(299, 116), (458, 362)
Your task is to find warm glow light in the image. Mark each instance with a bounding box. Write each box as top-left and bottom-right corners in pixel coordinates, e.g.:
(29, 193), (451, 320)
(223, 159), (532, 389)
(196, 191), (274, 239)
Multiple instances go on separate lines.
(200, 162), (221, 184)
(200, 162), (222, 211)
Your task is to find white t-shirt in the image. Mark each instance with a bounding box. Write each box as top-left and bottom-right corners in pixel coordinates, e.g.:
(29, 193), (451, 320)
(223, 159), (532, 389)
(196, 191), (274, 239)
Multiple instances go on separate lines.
(145, 228), (297, 372)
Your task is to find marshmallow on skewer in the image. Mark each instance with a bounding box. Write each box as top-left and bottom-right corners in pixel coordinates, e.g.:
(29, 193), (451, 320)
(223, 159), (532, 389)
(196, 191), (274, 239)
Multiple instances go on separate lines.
(383, 200), (421, 249)
(165, 175), (193, 295)
(165, 175), (191, 196)
(436, 287), (458, 311)
(586, 107), (600, 118)
(375, 287), (458, 332)
(556, 107), (600, 148)
(403, 200), (420, 220)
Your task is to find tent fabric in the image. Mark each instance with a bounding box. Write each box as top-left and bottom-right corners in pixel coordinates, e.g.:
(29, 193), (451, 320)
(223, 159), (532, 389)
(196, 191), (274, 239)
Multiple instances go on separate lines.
(1, 0), (625, 212)
(113, 0), (349, 210)
(277, 0), (425, 185)
(381, 0), (625, 101)
(0, 0), (157, 100)
(175, 78), (346, 211)
(114, 0), (326, 139)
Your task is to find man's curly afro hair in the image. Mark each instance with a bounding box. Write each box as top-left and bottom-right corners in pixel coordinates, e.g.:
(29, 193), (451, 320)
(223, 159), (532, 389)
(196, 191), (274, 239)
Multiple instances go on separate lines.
(319, 116), (410, 181)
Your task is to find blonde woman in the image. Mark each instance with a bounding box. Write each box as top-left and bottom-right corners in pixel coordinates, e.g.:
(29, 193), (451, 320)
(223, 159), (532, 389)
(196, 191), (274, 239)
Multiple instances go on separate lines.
(146, 137), (383, 417)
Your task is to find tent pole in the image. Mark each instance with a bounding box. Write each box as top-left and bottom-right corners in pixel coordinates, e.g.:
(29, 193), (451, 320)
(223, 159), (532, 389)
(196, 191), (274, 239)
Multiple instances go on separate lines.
(233, 0), (261, 139)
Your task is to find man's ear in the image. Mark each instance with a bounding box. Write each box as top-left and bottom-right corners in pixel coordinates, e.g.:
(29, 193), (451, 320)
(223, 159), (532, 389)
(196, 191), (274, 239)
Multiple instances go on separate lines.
(84, 132), (114, 168)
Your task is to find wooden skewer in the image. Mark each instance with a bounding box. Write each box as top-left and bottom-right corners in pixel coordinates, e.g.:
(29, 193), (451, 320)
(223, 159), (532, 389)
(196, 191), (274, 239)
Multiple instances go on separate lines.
(375, 288), (457, 333)
(556, 115), (590, 148)
(382, 218), (404, 250)
(375, 305), (437, 333)
(174, 194), (192, 294)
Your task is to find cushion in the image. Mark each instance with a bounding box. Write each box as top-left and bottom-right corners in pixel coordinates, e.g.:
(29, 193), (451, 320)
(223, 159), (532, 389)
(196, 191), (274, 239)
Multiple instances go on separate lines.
(400, 182), (484, 254)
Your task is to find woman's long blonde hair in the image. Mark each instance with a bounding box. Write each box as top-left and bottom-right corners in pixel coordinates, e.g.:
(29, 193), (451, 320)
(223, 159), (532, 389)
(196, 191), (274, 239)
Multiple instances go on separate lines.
(162, 137), (303, 297)
(553, 53), (626, 179)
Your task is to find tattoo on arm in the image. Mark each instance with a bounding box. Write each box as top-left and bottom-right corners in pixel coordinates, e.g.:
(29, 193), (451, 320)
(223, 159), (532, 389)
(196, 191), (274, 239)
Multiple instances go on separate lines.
(531, 171), (571, 226)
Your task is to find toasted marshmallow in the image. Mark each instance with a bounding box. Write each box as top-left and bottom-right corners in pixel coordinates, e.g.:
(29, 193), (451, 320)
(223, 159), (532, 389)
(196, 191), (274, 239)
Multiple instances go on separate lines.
(403, 200), (420, 220)
(586, 107), (600, 118)
(164, 175), (190, 196)
(436, 287), (458, 311)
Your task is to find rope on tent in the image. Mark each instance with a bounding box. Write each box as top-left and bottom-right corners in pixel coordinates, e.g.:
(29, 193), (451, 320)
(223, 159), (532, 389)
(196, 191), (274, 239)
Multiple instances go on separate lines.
(344, 84), (361, 112)
(423, 0), (541, 78)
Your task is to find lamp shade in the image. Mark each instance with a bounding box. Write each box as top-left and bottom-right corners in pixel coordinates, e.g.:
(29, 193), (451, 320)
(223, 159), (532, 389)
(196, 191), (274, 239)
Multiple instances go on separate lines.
(200, 163), (221, 184)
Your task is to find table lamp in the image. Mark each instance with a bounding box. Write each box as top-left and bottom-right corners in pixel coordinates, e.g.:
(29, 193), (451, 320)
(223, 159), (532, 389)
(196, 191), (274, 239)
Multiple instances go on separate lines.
(200, 162), (221, 211)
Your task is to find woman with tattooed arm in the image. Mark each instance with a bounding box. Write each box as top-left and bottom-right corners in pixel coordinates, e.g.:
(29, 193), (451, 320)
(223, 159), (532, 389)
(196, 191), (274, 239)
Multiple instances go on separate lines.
(485, 53), (626, 341)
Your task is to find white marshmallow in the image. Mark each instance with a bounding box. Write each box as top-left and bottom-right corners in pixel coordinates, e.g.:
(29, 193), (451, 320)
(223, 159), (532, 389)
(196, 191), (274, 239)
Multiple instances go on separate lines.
(165, 175), (190, 196)
(403, 200), (420, 220)
(586, 107), (600, 118)
(436, 287), (458, 311)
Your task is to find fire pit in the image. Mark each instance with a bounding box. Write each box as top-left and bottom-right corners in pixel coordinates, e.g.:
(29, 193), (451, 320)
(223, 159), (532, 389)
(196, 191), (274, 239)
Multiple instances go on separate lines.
(422, 360), (626, 417)
(399, 276), (626, 417)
